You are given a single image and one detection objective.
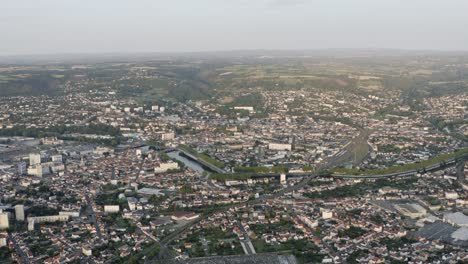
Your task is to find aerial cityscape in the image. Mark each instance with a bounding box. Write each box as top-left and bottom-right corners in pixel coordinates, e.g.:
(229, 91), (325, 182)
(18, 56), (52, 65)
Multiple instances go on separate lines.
(1, 1), (468, 264)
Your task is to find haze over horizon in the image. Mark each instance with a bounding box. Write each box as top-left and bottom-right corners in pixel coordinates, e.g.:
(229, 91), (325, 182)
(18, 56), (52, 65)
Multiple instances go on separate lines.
(2, 0), (468, 56)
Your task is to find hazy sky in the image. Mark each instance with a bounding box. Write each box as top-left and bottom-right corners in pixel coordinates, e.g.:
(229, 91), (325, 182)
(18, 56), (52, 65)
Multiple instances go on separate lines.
(2, 0), (468, 55)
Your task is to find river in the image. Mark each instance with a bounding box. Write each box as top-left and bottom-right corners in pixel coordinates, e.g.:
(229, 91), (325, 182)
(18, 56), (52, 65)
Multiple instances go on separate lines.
(167, 151), (208, 175)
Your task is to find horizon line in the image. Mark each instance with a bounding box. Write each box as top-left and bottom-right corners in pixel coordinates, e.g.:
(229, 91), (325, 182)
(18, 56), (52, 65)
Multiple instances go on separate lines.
(2, 47), (468, 58)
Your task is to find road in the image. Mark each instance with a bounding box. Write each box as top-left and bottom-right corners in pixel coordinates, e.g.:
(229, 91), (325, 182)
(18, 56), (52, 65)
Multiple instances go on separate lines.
(144, 128), (371, 262)
(84, 192), (102, 239)
(8, 233), (30, 264)
(238, 223), (256, 255)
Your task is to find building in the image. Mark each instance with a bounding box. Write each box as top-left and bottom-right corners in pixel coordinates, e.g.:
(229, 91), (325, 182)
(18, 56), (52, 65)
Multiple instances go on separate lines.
(15, 205), (24, 221)
(155, 162), (179, 173)
(27, 215), (69, 224)
(395, 203), (427, 219)
(51, 155), (63, 163)
(41, 137), (63, 145)
(451, 227), (468, 241)
(17, 161), (27, 175)
(444, 212), (468, 227)
(322, 210), (333, 219)
(378, 187), (399, 195)
(298, 215), (318, 229)
(233, 106), (254, 113)
(50, 163), (65, 173)
(280, 173), (286, 184)
(29, 153), (41, 166)
(269, 143), (292, 151)
(59, 211), (80, 218)
(27, 163), (51, 177)
(137, 187), (163, 197)
(0, 213), (9, 229)
(0, 233), (7, 247)
(136, 146), (150, 156)
(161, 132), (175, 141)
(94, 146), (114, 156)
(104, 205), (120, 213)
(82, 247), (92, 256)
(171, 211), (199, 221)
(28, 220), (34, 231)
(27, 215), (70, 231)
(445, 192), (459, 200)
(127, 197), (138, 211)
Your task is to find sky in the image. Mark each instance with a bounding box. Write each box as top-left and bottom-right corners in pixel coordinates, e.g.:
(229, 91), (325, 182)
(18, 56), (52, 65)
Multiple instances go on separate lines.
(2, 0), (468, 55)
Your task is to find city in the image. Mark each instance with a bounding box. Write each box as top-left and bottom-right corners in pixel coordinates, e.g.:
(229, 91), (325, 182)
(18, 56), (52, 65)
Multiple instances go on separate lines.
(0, 54), (466, 263)
(1, 1), (468, 263)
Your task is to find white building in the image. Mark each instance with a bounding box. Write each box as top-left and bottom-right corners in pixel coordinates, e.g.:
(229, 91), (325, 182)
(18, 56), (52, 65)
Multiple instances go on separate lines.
(82, 247), (92, 256)
(322, 210), (333, 219)
(28, 220), (34, 231)
(155, 162), (179, 173)
(395, 203), (427, 219)
(59, 211), (80, 218)
(445, 192), (459, 199)
(0, 214), (9, 229)
(233, 106), (254, 113)
(104, 205), (120, 213)
(136, 146), (150, 156)
(269, 143), (292, 151)
(161, 132), (175, 141)
(451, 227), (468, 241)
(51, 155), (63, 163)
(298, 214), (318, 229)
(280, 173), (286, 184)
(29, 153), (41, 166)
(137, 187), (162, 197)
(51, 163), (65, 173)
(94, 146), (114, 156)
(15, 205), (24, 221)
(27, 215), (69, 224)
(444, 212), (468, 227)
(171, 211), (199, 221)
(27, 163), (51, 177)
(133, 106), (143, 112)
(0, 235), (6, 247)
(127, 197), (138, 211)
